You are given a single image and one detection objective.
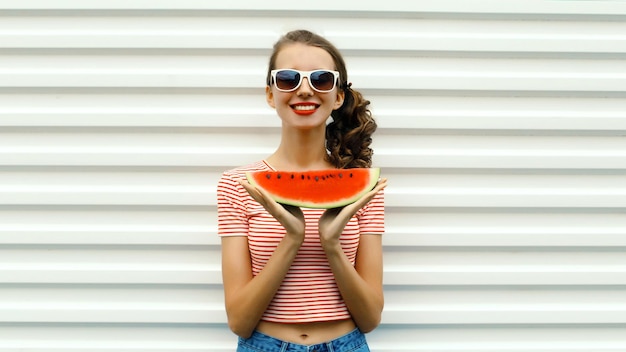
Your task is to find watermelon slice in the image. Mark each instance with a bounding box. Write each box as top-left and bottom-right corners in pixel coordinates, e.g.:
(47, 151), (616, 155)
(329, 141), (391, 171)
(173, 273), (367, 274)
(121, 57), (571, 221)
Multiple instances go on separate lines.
(246, 168), (380, 209)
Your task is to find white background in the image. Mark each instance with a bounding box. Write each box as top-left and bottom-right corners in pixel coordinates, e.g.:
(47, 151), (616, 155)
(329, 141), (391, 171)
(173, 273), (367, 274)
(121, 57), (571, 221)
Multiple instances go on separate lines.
(1, 1), (626, 351)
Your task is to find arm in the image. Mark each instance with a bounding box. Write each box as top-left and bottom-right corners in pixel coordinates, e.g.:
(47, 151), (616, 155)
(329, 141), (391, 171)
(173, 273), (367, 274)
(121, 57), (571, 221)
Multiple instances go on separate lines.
(322, 233), (384, 333)
(221, 180), (305, 338)
(221, 233), (302, 338)
(319, 179), (387, 332)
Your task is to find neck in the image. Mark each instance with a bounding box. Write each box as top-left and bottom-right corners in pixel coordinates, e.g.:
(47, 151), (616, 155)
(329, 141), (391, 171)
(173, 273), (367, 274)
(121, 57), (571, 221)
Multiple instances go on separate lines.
(267, 126), (332, 171)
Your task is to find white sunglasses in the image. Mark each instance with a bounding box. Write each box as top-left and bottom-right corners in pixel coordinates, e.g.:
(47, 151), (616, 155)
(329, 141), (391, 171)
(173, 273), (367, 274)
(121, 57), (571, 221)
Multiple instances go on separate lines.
(270, 69), (340, 93)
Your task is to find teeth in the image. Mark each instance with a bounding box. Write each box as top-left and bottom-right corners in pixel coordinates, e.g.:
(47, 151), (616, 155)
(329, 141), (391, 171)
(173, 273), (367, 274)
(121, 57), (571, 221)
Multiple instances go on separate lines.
(293, 105), (316, 111)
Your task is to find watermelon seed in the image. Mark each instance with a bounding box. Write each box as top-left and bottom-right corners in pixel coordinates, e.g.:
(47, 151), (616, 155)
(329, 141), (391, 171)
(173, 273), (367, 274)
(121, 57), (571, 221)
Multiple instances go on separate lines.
(301, 175), (305, 180)
(277, 174), (281, 179)
(349, 173), (353, 178)
(291, 174), (294, 179)
(338, 173), (343, 178)
(265, 174), (271, 179)
(315, 176), (319, 181)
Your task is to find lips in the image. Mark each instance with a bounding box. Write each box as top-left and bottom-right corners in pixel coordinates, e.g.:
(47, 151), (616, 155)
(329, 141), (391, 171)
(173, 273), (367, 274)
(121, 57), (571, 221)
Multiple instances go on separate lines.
(291, 103), (319, 115)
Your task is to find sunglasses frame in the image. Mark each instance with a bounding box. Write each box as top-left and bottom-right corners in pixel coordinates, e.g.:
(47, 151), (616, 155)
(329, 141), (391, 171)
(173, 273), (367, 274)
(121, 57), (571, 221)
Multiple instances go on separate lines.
(270, 69), (340, 93)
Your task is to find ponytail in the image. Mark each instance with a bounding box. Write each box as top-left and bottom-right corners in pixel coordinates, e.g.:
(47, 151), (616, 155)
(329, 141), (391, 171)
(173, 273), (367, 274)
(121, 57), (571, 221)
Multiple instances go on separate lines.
(326, 85), (377, 169)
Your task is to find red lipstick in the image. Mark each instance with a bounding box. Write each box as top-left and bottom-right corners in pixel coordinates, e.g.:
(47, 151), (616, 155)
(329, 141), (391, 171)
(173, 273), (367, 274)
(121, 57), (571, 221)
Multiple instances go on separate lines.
(291, 103), (319, 115)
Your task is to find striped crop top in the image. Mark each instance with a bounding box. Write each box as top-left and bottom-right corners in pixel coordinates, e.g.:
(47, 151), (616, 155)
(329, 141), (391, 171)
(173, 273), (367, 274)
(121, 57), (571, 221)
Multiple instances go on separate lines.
(217, 160), (385, 323)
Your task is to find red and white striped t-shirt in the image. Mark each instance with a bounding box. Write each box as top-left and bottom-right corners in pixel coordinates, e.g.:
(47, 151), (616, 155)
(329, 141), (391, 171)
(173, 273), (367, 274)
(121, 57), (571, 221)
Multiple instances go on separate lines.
(217, 160), (385, 323)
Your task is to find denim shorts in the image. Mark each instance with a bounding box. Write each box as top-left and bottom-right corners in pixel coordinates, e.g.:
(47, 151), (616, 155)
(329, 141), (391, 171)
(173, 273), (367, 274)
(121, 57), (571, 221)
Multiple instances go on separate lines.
(237, 328), (370, 352)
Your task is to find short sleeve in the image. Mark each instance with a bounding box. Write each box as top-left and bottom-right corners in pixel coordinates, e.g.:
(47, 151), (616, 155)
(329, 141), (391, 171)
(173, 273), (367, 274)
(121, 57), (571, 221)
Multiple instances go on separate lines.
(356, 187), (385, 235)
(217, 172), (249, 237)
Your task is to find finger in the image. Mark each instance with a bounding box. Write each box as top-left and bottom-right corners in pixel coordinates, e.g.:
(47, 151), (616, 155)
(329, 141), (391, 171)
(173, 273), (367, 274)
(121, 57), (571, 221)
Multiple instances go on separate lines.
(238, 178), (295, 217)
(373, 178), (388, 192)
(356, 178), (388, 205)
(252, 183), (282, 209)
(237, 179), (262, 202)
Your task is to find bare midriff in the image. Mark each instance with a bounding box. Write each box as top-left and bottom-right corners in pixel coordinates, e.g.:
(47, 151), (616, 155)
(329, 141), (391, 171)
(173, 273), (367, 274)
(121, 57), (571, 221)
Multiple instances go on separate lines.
(256, 318), (357, 345)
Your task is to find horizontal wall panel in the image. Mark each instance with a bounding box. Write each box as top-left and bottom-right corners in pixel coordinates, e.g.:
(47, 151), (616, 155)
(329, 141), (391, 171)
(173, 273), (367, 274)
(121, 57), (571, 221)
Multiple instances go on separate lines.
(3, 285), (626, 325)
(0, 206), (217, 245)
(0, 168), (626, 208)
(1, 324), (626, 352)
(384, 248), (626, 286)
(383, 286), (626, 324)
(0, 323), (234, 351)
(1, 16), (625, 54)
(1, 131), (625, 169)
(3, 0), (626, 16)
(0, 284), (225, 323)
(2, 208), (625, 247)
(0, 169), (624, 207)
(1, 95), (625, 131)
(367, 324), (626, 352)
(385, 210), (626, 247)
(2, 245), (624, 286)
(2, 55), (625, 92)
(0, 268), (221, 285)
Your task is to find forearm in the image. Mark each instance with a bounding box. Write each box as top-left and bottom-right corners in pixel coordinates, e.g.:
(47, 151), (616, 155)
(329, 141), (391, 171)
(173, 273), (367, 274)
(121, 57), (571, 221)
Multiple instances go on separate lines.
(224, 235), (302, 338)
(323, 244), (384, 333)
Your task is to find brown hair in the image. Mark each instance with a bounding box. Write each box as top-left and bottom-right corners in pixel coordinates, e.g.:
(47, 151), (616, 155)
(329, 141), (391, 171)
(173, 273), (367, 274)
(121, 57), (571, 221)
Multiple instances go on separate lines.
(266, 29), (377, 169)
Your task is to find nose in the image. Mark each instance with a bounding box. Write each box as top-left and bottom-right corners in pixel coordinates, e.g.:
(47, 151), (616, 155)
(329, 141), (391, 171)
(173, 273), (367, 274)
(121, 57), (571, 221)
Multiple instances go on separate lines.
(296, 77), (314, 96)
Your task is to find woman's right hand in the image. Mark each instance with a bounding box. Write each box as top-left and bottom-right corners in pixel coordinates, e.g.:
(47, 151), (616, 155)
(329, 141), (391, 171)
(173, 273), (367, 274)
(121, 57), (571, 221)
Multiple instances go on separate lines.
(238, 179), (306, 241)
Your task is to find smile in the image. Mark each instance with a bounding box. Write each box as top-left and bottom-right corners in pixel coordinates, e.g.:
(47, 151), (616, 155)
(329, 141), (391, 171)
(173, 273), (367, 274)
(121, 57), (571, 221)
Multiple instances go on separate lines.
(291, 103), (319, 115)
(291, 104), (319, 111)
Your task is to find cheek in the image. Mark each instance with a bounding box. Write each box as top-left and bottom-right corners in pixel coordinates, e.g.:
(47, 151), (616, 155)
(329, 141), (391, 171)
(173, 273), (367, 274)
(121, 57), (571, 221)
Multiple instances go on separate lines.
(274, 94), (292, 108)
(266, 88), (291, 109)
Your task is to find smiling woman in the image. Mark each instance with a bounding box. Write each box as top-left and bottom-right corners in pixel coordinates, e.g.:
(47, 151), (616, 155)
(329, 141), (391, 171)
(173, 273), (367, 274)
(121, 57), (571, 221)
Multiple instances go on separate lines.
(216, 29), (386, 351)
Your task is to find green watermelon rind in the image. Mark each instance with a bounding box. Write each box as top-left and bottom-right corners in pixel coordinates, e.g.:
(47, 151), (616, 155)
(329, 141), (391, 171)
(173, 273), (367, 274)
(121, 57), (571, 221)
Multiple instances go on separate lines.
(246, 168), (380, 209)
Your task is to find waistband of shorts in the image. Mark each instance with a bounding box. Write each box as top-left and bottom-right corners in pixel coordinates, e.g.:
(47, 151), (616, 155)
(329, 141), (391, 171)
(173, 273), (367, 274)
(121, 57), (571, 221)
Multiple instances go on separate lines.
(240, 328), (366, 352)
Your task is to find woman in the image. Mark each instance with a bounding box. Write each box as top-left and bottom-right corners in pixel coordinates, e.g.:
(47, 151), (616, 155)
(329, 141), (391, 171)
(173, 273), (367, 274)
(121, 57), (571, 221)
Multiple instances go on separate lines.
(217, 29), (387, 352)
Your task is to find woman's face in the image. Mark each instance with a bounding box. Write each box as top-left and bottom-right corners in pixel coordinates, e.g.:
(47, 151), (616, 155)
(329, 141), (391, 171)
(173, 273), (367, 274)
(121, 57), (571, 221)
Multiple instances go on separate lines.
(266, 43), (345, 130)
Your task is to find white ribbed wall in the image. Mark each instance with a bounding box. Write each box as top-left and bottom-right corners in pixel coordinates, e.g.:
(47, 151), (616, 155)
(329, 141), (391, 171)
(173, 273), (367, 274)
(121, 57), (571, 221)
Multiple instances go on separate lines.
(1, 1), (626, 351)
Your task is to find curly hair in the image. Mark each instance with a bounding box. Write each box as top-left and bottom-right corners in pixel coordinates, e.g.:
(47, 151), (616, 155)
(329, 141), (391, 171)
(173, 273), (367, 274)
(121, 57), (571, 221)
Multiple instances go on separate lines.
(265, 29), (377, 169)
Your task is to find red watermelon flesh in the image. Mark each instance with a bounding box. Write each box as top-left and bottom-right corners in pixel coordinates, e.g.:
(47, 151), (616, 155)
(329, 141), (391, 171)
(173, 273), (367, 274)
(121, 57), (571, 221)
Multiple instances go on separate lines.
(246, 168), (380, 209)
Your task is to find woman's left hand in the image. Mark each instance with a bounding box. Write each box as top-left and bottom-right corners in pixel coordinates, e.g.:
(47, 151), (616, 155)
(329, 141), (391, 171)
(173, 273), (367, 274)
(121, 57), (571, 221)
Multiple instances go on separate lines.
(318, 178), (387, 251)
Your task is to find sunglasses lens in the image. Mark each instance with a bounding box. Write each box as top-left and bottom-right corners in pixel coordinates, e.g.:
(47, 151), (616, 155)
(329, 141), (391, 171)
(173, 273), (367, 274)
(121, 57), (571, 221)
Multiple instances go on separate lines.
(275, 70), (300, 91)
(311, 71), (336, 91)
